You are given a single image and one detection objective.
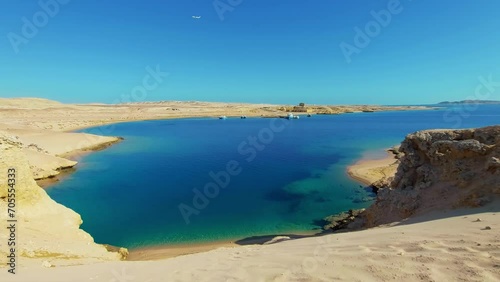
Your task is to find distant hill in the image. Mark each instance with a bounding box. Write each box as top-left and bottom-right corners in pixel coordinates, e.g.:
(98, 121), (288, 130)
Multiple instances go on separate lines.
(0, 97), (63, 109)
(438, 100), (500, 105)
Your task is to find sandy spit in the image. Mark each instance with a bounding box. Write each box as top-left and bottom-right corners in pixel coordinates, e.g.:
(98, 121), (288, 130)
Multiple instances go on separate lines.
(347, 150), (399, 186)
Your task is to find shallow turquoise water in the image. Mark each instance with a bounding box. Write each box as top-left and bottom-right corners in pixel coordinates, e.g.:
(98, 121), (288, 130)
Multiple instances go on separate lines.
(46, 105), (500, 248)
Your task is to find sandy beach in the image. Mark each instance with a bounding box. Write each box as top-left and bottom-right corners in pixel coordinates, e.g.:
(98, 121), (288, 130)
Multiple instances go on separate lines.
(128, 229), (321, 261)
(347, 150), (399, 186)
(0, 98), (498, 281)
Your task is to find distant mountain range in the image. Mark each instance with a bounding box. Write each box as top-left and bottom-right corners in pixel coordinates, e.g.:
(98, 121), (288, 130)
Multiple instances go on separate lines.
(438, 100), (500, 105)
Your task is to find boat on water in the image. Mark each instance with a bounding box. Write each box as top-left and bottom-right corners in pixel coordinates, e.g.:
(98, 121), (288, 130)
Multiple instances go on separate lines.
(286, 113), (300, 119)
(240, 116), (247, 119)
(219, 116), (227, 120)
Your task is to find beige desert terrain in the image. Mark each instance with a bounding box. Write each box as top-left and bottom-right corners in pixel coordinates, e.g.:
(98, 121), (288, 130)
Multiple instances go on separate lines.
(0, 98), (498, 281)
(0, 97), (428, 132)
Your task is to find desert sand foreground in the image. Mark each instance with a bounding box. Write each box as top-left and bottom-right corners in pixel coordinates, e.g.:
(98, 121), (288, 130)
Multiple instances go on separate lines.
(1, 203), (499, 281)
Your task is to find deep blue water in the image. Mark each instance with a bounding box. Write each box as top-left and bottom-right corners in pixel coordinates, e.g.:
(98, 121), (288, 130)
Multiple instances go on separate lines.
(47, 105), (500, 248)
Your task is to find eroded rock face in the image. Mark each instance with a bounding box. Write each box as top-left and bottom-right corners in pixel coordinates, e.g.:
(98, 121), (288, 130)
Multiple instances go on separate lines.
(0, 132), (124, 264)
(362, 126), (500, 227)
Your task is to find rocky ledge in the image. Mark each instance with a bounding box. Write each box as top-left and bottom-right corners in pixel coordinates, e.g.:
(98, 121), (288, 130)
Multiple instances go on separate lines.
(351, 125), (500, 228)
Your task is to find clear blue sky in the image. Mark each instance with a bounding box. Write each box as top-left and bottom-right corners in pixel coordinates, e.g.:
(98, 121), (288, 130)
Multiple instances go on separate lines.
(1, 0), (499, 105)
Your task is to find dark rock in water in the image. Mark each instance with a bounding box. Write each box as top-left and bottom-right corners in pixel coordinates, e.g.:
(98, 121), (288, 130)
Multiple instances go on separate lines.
(322, 209), (365, 231)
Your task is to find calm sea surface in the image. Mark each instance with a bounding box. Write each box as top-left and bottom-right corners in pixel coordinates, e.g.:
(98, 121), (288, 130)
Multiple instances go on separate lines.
(47, 105), (500, 248)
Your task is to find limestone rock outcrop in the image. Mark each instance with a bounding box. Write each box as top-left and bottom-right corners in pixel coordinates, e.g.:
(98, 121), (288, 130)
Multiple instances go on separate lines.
(0, 132), (124, 265)
(360, 126), (500, 227)
(24, 148), (77, 180)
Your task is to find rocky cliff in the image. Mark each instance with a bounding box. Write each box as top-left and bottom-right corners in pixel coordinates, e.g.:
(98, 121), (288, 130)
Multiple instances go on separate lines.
(0, 132), (125, 266)
(360, 126), (500, 227)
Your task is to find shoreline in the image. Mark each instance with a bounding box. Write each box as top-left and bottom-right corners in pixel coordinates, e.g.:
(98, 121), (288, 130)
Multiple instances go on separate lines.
(36, 166), (76, 188)
(127, 229), (320, 261)
(37, 137), (124, 189)
(24, 133), (124, 185)
(60, 105), (435, 133)
(128, 240), (238, 261)
(38, 107), (417, 184)
(346, 148), (399, 186)
(58, 137), (124, 159)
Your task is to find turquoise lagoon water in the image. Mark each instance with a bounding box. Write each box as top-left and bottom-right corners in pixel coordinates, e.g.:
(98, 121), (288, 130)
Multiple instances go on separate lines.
(47, 105), (500, 249)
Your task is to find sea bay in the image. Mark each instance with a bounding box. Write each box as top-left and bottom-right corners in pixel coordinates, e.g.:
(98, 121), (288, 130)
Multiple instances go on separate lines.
(47, 105), (500, 249)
